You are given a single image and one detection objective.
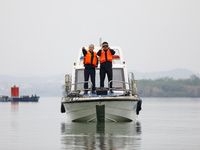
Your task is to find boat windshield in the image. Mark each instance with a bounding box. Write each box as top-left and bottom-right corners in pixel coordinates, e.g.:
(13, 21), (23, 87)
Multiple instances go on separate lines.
(75, 68), (125, 91)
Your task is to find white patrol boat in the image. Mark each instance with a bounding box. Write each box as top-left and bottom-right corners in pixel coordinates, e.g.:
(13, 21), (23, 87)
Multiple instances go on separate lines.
(61, 46), (142, 122)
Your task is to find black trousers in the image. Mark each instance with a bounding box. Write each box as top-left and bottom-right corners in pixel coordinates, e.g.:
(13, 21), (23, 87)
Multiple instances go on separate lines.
(100, 67), (113, 88)
(84, 68), (95, 92)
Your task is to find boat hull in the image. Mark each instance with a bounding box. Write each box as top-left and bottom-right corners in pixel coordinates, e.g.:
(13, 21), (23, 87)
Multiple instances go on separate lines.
(62, 97), (140, 122)
(12, 96), (39, 102)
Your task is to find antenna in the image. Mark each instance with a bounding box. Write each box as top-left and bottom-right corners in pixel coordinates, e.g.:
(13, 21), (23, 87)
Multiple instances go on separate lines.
(99, 38), (102, 47)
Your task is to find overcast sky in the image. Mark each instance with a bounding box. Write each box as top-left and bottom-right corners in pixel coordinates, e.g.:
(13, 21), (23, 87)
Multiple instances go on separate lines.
(0, 0), (200, 77)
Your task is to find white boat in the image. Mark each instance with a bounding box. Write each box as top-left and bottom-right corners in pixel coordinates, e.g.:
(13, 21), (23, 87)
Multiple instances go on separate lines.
(61, 46), (142, 122)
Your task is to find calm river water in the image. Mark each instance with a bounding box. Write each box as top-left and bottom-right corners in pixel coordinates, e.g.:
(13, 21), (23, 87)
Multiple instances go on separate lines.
(0, 97), (200, 150)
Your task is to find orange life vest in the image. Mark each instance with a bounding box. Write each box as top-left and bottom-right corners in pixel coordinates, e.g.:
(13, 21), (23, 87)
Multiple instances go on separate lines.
(83, 51), (97, 66)
(100, 50), (112, 63)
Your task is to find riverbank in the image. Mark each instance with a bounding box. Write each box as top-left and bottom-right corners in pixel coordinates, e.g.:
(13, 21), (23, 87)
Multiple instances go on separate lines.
(137, 75), (200, 97)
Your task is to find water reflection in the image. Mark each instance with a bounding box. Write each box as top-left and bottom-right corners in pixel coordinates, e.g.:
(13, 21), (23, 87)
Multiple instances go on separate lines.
(10, 101), (19, 143)
(11, 102), (19, 111)
(61, 121), (141, 149)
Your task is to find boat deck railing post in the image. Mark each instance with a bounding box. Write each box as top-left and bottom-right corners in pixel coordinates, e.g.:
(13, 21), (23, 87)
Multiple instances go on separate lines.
(128, 72), (138, 96)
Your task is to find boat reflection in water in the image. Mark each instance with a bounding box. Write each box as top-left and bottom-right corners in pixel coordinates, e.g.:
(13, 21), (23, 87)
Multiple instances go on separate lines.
(61, 121), (141, 149)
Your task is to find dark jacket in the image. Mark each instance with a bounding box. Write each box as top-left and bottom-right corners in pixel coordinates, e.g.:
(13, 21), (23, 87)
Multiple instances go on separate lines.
(97, 49), (115, 68)
(82, 49), (98, 69)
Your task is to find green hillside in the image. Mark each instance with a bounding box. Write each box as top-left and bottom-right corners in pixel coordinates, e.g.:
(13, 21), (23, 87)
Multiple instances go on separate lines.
(137, 75), (200, 97)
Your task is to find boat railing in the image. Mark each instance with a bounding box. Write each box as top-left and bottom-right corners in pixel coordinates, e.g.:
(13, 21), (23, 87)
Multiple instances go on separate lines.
(66, 81), (93, 97)
(108, 80), (131, 96)
(128, 72), (138, 96)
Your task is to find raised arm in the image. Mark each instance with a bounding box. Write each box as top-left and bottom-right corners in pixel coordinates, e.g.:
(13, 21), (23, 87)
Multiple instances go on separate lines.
(82, 47), (87, 56)
(97, 49), (102, 56)
(109, 49), (115, 55)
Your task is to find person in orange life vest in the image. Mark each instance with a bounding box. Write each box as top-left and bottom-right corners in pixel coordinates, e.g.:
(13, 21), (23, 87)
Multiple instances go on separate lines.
(97, 42), (115, 91)
(82, 44), (98, 94)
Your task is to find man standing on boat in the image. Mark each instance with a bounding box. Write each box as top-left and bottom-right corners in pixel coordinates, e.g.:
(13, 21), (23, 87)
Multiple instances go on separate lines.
(82, 44), (98, 94)
(97, 42), (115, 92)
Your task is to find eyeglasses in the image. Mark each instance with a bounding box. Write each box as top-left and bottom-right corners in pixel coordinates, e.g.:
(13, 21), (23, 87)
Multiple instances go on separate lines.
(102, 45), (108, 47)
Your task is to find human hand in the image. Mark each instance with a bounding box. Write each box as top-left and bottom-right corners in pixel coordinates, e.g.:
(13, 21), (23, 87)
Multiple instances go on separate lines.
(82, 47), (85, 50)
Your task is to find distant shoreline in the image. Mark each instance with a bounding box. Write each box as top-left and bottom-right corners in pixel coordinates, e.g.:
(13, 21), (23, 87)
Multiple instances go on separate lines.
(137, 75), (200, 97)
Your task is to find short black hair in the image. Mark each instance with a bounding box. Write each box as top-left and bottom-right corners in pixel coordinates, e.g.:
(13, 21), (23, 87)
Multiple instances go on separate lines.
(102, 41), (108, 45)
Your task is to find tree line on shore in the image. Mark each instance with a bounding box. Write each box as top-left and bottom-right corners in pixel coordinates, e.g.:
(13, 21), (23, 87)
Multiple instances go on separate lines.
(136, 75), (200, 97)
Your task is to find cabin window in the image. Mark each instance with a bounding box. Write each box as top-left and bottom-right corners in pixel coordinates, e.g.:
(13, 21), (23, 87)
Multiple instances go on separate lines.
(75, 68), (125, 90)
